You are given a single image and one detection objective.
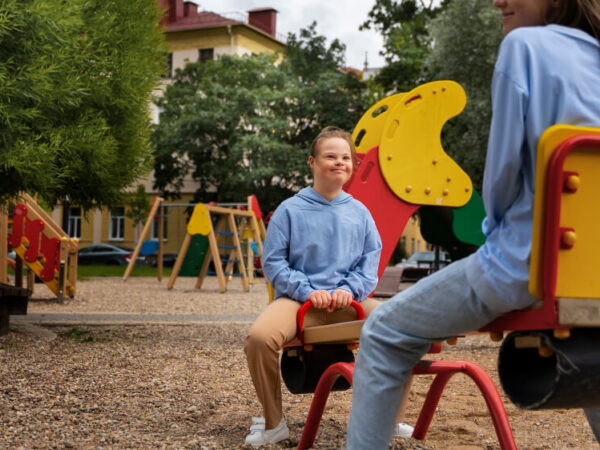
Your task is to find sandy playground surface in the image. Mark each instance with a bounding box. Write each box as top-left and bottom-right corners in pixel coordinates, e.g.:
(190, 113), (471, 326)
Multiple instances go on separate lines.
(1, 277), (598, 448)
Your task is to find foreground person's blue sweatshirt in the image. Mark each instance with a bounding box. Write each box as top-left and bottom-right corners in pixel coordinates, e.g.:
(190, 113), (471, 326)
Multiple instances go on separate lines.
(263, 187), (382, 303)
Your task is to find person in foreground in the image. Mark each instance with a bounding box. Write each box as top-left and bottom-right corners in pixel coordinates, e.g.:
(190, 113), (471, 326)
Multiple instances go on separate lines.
(346, 0), (600, 448)
(244, 127), (414, 446)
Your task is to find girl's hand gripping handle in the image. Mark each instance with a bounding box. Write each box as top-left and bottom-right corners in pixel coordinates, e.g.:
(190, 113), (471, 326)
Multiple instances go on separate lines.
(296, 299), (365, 344)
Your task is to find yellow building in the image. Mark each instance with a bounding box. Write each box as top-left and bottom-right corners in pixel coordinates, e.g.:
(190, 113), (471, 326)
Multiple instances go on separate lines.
(53, 1), (285, 255)
(399, 214), (431, 257)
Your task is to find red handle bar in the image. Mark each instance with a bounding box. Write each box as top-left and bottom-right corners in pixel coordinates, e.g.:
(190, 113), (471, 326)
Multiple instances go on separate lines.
(296, 299), (365, 344)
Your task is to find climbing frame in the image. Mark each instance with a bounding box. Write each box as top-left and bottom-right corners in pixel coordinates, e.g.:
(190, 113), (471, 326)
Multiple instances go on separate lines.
(4, 193), (78, 299)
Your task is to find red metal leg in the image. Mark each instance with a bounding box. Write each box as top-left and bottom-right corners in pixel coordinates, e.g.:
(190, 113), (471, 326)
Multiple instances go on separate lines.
(412, 360), (517, 450)
(411, 368), (453, 439)
(298, 362), (355, 450)
(298, 359), (516, 450)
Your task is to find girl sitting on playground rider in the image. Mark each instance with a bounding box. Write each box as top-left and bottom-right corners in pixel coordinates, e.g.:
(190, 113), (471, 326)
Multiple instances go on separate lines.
(243, 126), (414, 446)
(347, 0), (600, 448)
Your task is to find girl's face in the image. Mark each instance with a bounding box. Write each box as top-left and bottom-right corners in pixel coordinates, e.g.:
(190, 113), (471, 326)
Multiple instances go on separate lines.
(493, 0), (559, 35)
(309, 137), (353, 189)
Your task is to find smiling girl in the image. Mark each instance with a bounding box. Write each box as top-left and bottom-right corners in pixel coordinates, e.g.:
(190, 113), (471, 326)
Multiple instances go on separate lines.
(243, 127), (413, 446)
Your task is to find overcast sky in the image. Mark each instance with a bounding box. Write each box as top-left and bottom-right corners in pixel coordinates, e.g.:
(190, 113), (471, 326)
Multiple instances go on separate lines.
(196, 1), (386, 69)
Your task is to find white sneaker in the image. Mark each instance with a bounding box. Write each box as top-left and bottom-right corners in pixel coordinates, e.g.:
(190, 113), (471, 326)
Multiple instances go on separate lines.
(394, 422), (414, 438)
(244, 417), (289, 446)
(249, 417), (265, 431)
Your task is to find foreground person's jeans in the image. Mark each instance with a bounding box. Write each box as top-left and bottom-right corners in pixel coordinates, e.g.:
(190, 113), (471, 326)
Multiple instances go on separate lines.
(346, 258), (600, 449)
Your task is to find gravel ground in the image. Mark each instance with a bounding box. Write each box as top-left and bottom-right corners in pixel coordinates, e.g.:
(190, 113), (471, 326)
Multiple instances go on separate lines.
(1, 277), (598, 449)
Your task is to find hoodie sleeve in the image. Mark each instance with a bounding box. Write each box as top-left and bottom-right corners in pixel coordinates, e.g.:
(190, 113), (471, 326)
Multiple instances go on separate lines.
(481, 36), (528, 237)
(262, 219), (314, 303)
(336, 214), (382, 301)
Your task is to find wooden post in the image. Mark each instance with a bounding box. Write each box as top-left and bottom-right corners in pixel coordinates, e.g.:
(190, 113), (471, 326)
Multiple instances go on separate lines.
(195, 213), (227, 292)
(195, 236), (213, 290)
(227, 212), (249, 291)
(167, 233), (191, 290)
(247, 238), (255, 285)
(123, 196), (162, 281)
(157, 204), (164, 282)
(207, 224), (227, 293)
(68, 240), (78, 298)
(27, 270), (35, 293)
(15, 256), (23, 288)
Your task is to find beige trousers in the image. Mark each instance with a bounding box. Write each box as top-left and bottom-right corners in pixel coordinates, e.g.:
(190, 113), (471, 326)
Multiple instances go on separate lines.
(244, 297), (381, 429)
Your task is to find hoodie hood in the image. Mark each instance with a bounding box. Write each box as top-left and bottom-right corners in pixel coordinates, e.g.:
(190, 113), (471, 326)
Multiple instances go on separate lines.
(295, 186), (353, 206)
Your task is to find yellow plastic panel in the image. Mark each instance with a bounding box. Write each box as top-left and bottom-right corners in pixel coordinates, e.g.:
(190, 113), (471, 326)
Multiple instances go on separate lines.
(187, 203), (212, 236)
(528, 125), (600, 299)
(557, 147), (600, 297)
(351, 93), (405, 154)
(378, 81), (472, 207)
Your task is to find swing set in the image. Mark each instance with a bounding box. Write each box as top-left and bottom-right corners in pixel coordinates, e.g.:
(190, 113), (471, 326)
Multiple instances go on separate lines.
(122, 195), (266, 293)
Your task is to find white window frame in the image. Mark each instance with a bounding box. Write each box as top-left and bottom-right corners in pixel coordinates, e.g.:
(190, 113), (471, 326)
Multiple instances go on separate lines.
(109, 207), (125, 241)
(67, 207), (82, 239)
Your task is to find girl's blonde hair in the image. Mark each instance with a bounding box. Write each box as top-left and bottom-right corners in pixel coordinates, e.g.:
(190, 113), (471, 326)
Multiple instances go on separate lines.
(548, 0), (600, 41)
(310, 126), (357, 167)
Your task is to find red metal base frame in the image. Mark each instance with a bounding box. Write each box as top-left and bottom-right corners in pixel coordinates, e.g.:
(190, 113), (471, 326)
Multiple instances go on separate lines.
(298, 360), (516, 450)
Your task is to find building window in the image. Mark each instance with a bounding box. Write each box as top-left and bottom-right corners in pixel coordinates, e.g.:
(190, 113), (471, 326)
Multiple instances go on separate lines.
(417, 240), (421, 252)
(198, 48), (214, 63)
(411, 238), (415, 254)
(164, 53), (173, 78)
(151, 213), (168, 242)
(68, 207), (81, 239)
(109, 207), (125, 241)
(400, 236), (406, 251)
(152, 105), (164, 125)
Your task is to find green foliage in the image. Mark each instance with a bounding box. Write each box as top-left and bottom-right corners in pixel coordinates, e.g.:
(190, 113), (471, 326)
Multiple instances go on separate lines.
(0, 0), (166, 209)
(153, 25), (367, 212)
(425, 0), (502, 191)
(361, 0), (450, 92)
(60, 327), (112, 343)
(153, 54), (302, 211)
(125, 184), (151, 227)
(284, 22), (345, 80)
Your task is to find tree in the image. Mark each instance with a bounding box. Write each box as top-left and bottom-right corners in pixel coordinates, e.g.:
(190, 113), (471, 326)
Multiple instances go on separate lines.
(281, 22), (368, 159)
(424, 0), (502, 190)
(152, 25), (368, 212)
(153, 54), (305, 211)
(361, 0), (451, 92)
(125, 184), (151, 227)
(0, 0), (166, 209)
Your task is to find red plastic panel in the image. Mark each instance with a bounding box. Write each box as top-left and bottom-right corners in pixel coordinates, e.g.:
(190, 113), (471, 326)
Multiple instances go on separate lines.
(8, 204), (27, 249)
(344, 146), (419, 278)
(249, 194), (263, 220)
(24, 218), (44, 262)
(40, 234), (60, 282)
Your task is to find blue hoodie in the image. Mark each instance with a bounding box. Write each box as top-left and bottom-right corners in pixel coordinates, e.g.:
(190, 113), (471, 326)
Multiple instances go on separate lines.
(465, 25), (600, 310)
(263, 187), (382, 303)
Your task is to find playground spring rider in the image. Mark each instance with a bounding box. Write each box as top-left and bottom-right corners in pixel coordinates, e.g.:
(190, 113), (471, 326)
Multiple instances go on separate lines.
(283, 81), (600, 449)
